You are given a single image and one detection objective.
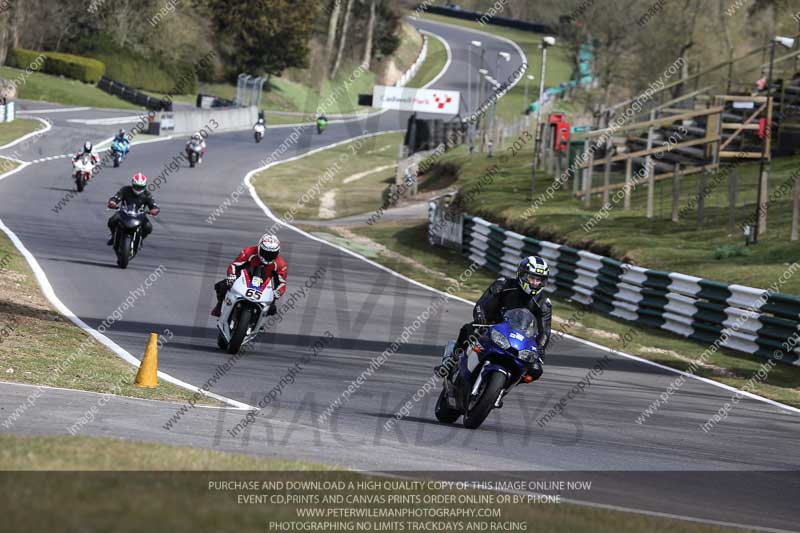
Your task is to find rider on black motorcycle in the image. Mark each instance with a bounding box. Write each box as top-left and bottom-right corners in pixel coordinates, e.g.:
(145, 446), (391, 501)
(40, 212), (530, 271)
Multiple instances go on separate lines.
(440, 256), (552, 381)
(106, 173), (160, 245)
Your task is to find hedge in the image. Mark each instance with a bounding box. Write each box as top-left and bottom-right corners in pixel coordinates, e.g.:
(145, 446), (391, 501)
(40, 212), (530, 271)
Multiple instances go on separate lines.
(90, 53), (198, 94)
(5, 48), (105, 83)
(43, 52), (105, 83)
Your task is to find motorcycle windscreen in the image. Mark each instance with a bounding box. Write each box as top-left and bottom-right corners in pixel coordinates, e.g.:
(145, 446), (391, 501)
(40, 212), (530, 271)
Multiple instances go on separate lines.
(502, 308), (538, 351)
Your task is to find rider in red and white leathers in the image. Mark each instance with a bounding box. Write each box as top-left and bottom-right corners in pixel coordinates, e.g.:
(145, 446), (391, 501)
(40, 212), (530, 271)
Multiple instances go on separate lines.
(73, 141), (101, 166)
(211, 234), (287, 317)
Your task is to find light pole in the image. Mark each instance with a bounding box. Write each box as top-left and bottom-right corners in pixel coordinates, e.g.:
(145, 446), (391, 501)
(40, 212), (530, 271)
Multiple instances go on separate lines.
(530, 36), (556, 200)
(486, 75), (499, 156)
(478, 68), (488, 153)
(524, 74), (535, 109)
(753, 35), (795, 243)
(468, 40), (482, 152)
(468, 40), (482, 112)
(495, 51), (511, 79)
(491, 52), (511, 146)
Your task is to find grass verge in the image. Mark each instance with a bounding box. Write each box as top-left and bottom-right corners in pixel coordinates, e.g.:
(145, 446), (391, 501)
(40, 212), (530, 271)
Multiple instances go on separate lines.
(406, 32), (448, 88)
(252, 132), (402, 221)
(0, 434), (332, 470)
(415, 12), (573, 122)
(0, 230), (217, 404)
(0, 435), (745, 533)
(0, 119), (43, 146)
(1, 67), (141, 110)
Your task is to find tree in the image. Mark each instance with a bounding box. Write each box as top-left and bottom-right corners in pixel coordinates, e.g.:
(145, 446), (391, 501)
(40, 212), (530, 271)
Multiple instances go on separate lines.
(324, 0), (342, 74)
(208, 0), (319, 82)
(330, 0), (354, 78)
(361, 0), (377, 70)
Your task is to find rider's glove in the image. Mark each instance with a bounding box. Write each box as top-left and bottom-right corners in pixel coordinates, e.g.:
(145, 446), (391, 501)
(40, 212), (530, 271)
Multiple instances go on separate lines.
(226, 273), (236, 287)
(149, 208), (160, 216)
(108, 200), (117, 209)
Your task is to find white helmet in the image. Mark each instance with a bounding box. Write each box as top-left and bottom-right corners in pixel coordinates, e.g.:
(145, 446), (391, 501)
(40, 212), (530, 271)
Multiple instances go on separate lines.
(258, 234), (280, 263)
(517, 256), (549, 296)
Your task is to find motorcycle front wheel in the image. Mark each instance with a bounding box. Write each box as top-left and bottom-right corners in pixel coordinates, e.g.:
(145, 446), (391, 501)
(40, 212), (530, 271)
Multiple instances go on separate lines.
(227, 306), (253, 354)
(189, 152), (197, 168)
(116, 233), (132, 269)
(75, 173), (84, 192)
(463, 371), (506, 430)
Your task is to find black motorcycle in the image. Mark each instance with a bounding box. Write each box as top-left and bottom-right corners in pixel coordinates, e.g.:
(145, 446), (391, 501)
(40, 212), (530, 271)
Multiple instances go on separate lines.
(110, 202), (156, 269)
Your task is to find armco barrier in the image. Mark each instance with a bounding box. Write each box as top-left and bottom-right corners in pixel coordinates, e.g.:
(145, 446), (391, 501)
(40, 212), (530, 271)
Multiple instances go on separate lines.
(196, 94), (236, 109)
(431, 208), (800, 365)
(419, 5), (553, 34)
(153, 105), (258, 136)
(97, 77), (172, 111)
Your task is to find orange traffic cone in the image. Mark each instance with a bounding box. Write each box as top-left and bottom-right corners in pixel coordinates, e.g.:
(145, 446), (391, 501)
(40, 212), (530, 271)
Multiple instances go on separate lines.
(134, 333), (159, 388)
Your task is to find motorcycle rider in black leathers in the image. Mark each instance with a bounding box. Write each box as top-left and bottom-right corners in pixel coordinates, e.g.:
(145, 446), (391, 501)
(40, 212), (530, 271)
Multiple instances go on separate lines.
(440, 256), (552, 381)
(106, 173), (159, 245)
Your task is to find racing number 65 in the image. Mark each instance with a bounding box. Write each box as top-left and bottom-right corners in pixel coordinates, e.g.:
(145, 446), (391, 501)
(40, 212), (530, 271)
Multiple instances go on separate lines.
(245, 289), (263, 299)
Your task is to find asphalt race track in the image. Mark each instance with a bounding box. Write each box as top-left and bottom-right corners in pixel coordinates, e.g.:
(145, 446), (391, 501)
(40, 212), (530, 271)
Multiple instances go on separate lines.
(0, 19), (798, 532)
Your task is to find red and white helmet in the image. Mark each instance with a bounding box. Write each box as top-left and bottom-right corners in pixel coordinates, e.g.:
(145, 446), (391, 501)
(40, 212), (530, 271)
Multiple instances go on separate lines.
(131, 173), (147, 195)
(258, 234), (280, 263)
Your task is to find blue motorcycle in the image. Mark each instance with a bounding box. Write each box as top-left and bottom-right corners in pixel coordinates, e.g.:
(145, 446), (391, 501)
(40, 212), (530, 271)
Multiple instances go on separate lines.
(111, 139), (129, 168)
(436, 308), (540, 429)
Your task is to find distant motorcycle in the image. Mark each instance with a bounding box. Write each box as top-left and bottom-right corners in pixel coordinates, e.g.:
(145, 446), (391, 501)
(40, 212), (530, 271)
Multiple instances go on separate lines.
(72, 155), (94, 192)
(254, 123), (266, 143)
(216, 265), (275, 354)
(435, 308), (541, 429)
(186, 141), (203, 167)
(110, 139), (129, 168)
(109, 201), (158, 269)
(316, 117), (328, 135)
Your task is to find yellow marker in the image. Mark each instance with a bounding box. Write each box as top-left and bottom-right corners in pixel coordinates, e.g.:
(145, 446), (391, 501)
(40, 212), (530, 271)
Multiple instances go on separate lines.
(134, 333), (159, 388)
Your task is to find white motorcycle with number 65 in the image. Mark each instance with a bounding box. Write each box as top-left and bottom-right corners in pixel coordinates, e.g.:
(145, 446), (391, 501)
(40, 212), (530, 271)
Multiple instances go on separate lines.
(216, 268), (275, 354)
